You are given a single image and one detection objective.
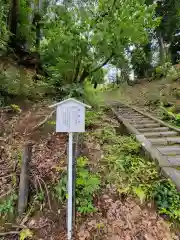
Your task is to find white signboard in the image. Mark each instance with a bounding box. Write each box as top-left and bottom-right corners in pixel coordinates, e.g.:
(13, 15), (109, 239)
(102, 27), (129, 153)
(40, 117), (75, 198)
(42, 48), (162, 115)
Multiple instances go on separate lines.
(56, 100), (85, 132)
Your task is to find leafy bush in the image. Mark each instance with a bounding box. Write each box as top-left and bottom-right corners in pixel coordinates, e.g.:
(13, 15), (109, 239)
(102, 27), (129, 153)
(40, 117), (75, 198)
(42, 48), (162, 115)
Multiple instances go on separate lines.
(0, 193), (17, 219)
(85, 110), (101, 128)
(83, 81), (103, 109)
(160, 106), (180, 126)
(54, 156), (100, 214)
(167, 66), (180, 81)
(0, 67), (48, 100)
(153, 62), (172, 79)
(152, 180), (180, 221)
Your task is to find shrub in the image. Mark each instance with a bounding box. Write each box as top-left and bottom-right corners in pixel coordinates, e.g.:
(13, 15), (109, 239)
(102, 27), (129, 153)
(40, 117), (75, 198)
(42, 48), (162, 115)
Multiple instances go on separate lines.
(0, 66), (48, 101)
(160, 106), (180, 126)
(83, 81), (104, 109)
(153, 62), (172, 79)
(152, 180), (180, 221)
(0, 193), (17, 219)
(167, 66), (180, 81)
(54, 156), (100, 214)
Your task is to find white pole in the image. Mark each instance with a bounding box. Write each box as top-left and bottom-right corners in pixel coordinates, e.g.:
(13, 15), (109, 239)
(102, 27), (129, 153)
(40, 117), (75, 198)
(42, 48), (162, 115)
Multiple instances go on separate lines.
(68, 132), (73, 240)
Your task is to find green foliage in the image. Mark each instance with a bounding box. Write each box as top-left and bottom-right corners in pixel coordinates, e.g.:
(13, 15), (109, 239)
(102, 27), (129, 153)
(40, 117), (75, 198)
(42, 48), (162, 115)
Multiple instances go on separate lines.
(54, 174), (67, 203)
(35, 190), (45, 203)
(131, 45), (152, 78)
(76, 157), (100, 214)
(153, 62), (172, 79)
(41, 0), (158, 92)
(167, 66), (180, 82)
(133, 186), (146, 204)
(83, 82), (104, 109)
(0, 2), (9, 52)
(0, 193), (17, 218)
(85, 110), (101, 128)
(20, 228), (33, 240)
(0, 67), (48, 100)
(152, 180), (180, 221)
(54, 156), (100, 214)
(160, 106), (180, 127)
(10, 104), (22, 113)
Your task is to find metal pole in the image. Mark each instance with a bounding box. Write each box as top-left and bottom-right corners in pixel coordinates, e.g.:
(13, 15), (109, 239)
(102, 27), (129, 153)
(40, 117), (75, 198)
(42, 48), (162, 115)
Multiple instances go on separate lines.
(68, 132), (73, 240)
(72, 133), (79, 225)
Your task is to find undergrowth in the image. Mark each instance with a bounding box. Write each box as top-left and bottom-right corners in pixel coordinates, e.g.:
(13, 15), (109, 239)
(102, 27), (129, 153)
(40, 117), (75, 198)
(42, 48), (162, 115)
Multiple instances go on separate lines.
(0, 193), (17, 220)
(160, 106), (180, 127)
(54, 156), (100, 214)
(86, 109), (180, 222)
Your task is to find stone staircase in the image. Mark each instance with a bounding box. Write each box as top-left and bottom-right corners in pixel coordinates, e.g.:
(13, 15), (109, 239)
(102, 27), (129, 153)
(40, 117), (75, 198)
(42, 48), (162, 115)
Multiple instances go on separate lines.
(110, 102), (180, 191)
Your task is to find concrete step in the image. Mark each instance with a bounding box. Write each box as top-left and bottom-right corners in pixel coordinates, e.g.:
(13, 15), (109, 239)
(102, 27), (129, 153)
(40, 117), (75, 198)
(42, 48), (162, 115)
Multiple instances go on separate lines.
(138, 127), (169, 133)
(121, 114), (141, 117)
(157, 145), (180, 155)
(149, 137), (180, 145)
(168, 156), (180, 166)
(129, 120), (156, 124)
(134, 123), (161, 129)
(144, 131), (178, 138)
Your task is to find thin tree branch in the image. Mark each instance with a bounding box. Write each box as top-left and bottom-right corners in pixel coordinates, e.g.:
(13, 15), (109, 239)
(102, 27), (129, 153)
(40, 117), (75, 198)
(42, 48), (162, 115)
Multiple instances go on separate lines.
(73, 57), (82, 82)
(90, 53), (114, 74)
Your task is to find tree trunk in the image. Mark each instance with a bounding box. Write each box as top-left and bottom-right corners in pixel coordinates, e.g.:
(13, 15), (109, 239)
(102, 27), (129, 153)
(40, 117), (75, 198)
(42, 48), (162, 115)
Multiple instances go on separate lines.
(79, 68), (89, 83)
(8, 0), (19, 48)
(94, 82), (98, 89)
(34, 0), (43, 51)
(158, 32), (166, 65)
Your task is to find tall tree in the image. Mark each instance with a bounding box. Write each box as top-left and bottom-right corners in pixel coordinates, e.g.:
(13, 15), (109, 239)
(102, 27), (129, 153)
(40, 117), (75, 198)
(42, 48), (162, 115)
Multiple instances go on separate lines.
(41, 0), (158, 88)
(156, 0), (180, 64)
(8, 0), (19, 49)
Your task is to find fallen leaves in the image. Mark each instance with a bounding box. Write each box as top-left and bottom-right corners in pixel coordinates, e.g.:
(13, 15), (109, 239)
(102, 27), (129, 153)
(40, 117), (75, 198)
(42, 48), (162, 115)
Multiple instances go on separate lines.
(76, 194), (174, 240)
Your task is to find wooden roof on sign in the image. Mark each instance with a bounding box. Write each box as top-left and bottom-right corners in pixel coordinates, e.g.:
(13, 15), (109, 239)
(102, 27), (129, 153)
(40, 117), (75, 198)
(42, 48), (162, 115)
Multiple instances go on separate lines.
(49, 98), (91, 108)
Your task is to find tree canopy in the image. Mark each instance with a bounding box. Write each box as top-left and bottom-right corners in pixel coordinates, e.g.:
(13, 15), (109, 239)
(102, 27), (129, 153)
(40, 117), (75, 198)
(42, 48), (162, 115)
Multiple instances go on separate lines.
(0, 0), (173, 96)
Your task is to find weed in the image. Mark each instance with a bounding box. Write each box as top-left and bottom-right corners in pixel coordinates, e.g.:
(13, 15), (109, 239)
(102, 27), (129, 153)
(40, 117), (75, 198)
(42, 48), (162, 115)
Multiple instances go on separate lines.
(0, 193), (17, 218)
(160, 106), (180, 127)
(152, 180), (180, 221)
(35, 190), (45, 203)
(20, 228), (33, 240)
(10, 104), (22, 113)
(54, 174), (67, 202)
(85, 110), (101, 128)
(54, 156), (100, 214)
(47, 121), (56, 125)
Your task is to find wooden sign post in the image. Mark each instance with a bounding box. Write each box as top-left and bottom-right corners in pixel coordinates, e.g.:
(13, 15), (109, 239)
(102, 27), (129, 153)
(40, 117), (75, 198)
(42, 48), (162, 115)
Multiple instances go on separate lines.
(50, 98), (91, 240)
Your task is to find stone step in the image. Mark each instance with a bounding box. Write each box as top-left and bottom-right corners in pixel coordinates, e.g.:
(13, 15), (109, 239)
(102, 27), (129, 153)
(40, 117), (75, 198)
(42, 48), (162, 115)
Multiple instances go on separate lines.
(144, 131), (178, 138)
(143, 131), (178, 138)
(149, 137), (180, 145)
(157, 145), (180, 155)
(129, 120), (156, 124)
(121, 114), (141, 117)
(138, 127), (169, 133)
(134, 123), (161, 129)
(168, 156), (180, 166)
